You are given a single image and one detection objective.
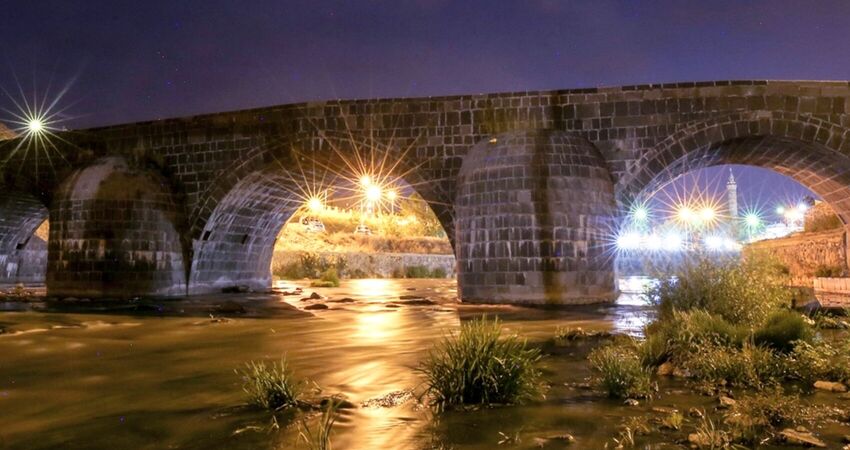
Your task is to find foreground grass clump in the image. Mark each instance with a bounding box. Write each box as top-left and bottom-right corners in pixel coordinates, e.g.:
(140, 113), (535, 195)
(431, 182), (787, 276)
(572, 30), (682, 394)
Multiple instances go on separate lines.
(310, 268), (340, 288)
(419, 316), (542, 411)
(588, 344), (653, 399)
(753, 309), (814, 352)
(647, 255), (792, 325)
(237, 358), (303, 410)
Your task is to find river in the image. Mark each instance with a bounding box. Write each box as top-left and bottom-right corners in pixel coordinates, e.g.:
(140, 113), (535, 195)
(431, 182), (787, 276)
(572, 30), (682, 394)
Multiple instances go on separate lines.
(0, 278), (846, 449)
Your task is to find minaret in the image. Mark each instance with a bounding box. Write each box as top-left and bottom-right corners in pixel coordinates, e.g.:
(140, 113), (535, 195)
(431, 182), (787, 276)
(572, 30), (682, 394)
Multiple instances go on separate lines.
(726, 169), (738, 219)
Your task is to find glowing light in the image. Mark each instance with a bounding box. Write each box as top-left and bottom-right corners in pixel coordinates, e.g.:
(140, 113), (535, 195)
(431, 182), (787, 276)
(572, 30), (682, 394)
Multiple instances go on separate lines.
(677, 206), (695, 223)
(663, 232), (683, 251)
(366, 185), (382, 202)
(744, 213), (761, 228)
(307, 197), (323, 212)
(776, 206), (785, 215)
(704, 235), (724, 250)
(386, 189), (397, 201)
(645, 234), (662, 251)
(617, 232), (642, 250)
(360, 175), (372, 187)
(797, 203), (808, 212)
(699, 207), (716, 222)
(631, 205), (649, 223)
(27, 118), (44, 134)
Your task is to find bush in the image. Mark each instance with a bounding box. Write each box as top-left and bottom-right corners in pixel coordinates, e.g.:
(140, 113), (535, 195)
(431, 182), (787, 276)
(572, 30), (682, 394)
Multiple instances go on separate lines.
(310, 268), (340, 288)
(646, 255), (792, 326)
(237, 358), (302, 410)
(682, 343), (784, 389)
(814, 264), (843, 278)
(642, 310), (748, 366)
(753, 310), (814, 353)
(405, 265), (432, 278)
(431, 267), (448, 278)
(790, 339), (850, 385)
(588, 345), (653, 399)
(419, 316), (542, 411)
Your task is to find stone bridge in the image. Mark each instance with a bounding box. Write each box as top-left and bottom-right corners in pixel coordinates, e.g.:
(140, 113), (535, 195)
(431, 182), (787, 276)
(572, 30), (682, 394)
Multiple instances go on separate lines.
(3, 80), (850, 305)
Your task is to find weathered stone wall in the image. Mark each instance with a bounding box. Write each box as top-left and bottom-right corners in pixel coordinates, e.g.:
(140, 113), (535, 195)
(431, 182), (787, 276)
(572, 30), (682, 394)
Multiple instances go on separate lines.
(47, 157), (188, 297)
(744, 229), (847, 286)
(272, 251), (455, 279)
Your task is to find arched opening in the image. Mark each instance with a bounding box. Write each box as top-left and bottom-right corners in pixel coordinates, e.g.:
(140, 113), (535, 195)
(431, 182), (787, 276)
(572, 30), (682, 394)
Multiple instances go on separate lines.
(189, 137), (456, 295)
(616, 134), (850, 286)
(0, 191), (49, 286)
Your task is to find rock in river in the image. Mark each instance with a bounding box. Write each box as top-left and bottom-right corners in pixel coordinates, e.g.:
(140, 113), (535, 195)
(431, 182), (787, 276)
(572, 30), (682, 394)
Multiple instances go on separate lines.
(304, 303), (329, 310)
(814, 380), (848, 392)
(779, 428), (826, 447)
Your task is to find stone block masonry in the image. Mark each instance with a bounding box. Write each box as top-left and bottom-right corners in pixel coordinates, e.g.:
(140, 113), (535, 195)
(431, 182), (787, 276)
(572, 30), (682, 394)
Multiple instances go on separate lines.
(3, 80), (850, 304)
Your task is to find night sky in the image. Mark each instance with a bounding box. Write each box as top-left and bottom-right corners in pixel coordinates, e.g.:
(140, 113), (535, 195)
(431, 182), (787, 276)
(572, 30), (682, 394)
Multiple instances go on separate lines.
(2, 0), (846, 208)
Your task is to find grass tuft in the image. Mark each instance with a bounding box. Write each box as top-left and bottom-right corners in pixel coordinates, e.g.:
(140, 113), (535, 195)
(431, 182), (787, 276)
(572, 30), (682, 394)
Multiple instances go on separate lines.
(419, 316), (542, 411)
(588, 344), (653, 399)
(236, 358), (302, 410)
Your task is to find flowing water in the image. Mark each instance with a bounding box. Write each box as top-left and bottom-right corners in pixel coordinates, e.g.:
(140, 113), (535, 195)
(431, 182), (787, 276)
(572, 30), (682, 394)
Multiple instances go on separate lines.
(1, 279), (847, 449)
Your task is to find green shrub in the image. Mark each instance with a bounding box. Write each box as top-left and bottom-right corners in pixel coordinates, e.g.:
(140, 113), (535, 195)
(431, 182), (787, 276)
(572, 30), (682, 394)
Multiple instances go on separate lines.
(646, 255), (792, 326)
(790, 339), (850, 385)
(682, 343), (784, 389)
(644, 310), (748, 366)
(588, 345), (653, 399)
(405, 265), (431, 278)
(419, 316), (542, 411)
(236, 358), (302, 410)
(636, 332), (668, 368)
(753, 310), (814, 353)
(814, 264), (843, 278)
(318, 268), (340, 287)
(431, 267), (448, 278)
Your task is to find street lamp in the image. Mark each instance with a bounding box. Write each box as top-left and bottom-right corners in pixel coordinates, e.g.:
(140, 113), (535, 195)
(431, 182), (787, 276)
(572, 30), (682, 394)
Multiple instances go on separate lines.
(27, 118), (44, 134)
(307, 196), (323, 213)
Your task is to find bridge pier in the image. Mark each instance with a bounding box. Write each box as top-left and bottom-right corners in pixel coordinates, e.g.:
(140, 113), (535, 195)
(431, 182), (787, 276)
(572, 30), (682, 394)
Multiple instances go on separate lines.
(455, 130), (618, 305)
(46, 157), (188, 298)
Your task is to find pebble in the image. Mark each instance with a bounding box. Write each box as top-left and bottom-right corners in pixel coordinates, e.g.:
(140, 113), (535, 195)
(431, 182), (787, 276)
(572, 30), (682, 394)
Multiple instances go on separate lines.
(623, 398), (639, 406)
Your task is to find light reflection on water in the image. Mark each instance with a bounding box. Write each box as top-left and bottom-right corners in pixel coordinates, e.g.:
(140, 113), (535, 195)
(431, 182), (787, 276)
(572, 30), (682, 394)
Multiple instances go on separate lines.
(1, 278), (657, 450)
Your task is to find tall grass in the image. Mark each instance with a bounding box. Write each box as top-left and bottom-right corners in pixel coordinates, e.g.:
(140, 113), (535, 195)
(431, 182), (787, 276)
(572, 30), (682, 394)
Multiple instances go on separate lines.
(298, 400), (338, 450)
(588, 344), (653, 399)
(419, 316), (542, 411)
(646, 255), (792, 326)
(236, 358), (302, 410)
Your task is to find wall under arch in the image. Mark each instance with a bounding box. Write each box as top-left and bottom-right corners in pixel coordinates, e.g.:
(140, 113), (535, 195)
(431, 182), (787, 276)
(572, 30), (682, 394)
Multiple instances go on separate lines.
(47, 157), (188, 297)
(0, 192), (48, 285)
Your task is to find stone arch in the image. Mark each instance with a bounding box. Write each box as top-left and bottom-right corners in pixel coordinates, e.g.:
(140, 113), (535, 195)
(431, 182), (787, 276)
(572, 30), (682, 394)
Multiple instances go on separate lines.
(47, 156), (188, 297)
(0, 191), (49, 285)
(188, 131), (456, 294)
(617, 111), (850, 220)
(455, 129), (618, 305)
